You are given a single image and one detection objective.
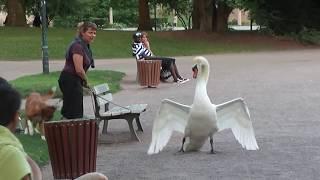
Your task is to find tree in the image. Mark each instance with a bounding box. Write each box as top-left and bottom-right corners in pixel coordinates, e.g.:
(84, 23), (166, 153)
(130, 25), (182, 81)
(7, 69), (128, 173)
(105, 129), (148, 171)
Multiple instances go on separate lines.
(215, 0), (233, 33)
(157, 0), (193, 30)
(198, 0), (213, 32)
(192, 0), (237, 33)
(109, 0), (138, 26)
(243, 0), (320, 34)
(192, 0), (200, 29)
(158, 0), (234, 32)
(138, 0), (152, 30)
(0, 0), (83, 26)
(4, 0), (27, 26)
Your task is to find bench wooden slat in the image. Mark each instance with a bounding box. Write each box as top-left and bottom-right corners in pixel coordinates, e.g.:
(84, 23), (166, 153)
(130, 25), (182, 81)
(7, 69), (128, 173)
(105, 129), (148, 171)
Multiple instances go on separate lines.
(91, 83), (147, 141)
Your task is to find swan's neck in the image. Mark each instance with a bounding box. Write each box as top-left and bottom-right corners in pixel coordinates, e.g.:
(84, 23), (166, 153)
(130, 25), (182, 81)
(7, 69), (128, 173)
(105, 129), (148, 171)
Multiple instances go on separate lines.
(194, 68), (210, 104)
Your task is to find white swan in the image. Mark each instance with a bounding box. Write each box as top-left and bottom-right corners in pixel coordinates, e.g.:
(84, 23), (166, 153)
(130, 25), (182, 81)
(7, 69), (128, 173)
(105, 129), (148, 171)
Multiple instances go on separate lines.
(147, 56), (259, 154)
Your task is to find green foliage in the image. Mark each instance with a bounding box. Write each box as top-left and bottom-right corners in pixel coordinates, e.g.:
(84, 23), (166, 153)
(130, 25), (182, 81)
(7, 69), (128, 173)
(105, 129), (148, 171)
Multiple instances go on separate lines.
(246, 0), (320, 35)
(156, 0), (193, 29)
(48, 0), (137, 28)
(23, 0), (84, 20)
(109, 0), (138, 26)
(16, 133), (49, 166)
(297, 28), (320, 45)
(104, 23), (128, 29)
(52, 16), (81, 28)
(10, 70), (125, 98)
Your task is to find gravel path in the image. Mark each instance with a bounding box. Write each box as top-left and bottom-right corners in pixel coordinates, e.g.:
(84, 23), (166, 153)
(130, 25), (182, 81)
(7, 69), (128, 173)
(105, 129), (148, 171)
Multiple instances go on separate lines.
(1, 49), (320, 180)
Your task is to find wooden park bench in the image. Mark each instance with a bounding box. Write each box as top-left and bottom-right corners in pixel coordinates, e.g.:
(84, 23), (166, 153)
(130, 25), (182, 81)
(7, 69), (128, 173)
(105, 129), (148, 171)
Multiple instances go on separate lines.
(90, 83), (147, 141)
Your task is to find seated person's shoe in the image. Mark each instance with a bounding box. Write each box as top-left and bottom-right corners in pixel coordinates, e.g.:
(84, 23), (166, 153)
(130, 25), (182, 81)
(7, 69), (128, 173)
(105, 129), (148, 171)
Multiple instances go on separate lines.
(177, 78), (190, 84)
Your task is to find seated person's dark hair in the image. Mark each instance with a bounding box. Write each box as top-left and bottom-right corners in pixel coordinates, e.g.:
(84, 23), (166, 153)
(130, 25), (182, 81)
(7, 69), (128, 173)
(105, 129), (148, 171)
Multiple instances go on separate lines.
(0, 85), (21, 126)
(133, 32), (142, 43)
(0, 76), (10, 87)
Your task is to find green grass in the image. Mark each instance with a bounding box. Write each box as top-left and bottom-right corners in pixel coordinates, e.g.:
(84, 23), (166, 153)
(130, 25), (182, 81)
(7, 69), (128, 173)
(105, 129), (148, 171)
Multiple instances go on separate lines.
(16, 133), (49, 166)
(0, 27), (285, 60)
(9, 69), (124, 167)
(16, 110), (62, 166)
(14, 69), (121, 167)
(9, 70), (125, 98)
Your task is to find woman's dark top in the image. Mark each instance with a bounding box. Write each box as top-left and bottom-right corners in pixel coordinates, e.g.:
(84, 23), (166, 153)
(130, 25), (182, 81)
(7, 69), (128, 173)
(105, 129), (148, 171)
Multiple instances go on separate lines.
(62, 37), (95, 75)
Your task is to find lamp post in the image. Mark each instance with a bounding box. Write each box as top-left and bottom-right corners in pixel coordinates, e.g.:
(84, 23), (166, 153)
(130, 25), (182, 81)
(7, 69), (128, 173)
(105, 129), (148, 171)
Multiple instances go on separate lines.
(41, 0), (49, 74)
(154, 3), (156, 31)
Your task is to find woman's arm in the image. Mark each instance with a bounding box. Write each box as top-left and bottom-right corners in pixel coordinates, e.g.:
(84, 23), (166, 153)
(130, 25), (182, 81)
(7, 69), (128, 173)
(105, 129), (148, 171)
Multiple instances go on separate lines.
(25, 155), (42, 180)
(73, 54), (88, 86)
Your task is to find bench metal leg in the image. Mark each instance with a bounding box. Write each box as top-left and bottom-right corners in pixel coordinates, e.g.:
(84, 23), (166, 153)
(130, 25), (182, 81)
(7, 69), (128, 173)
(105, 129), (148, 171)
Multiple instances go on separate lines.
(135, 116), (143, 132)
(102, 120), (109, 134)
(126, 117), (140, 142)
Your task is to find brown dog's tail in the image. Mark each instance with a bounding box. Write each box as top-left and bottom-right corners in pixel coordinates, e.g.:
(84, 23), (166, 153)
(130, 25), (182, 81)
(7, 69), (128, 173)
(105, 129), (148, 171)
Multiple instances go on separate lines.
(41, 87), (56, 101)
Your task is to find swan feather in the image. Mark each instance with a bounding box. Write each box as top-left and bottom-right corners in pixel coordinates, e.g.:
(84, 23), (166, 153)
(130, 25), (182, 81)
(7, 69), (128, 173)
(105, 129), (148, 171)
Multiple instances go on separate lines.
(216, 98), (259, 150)
(147, 99), (190, 154)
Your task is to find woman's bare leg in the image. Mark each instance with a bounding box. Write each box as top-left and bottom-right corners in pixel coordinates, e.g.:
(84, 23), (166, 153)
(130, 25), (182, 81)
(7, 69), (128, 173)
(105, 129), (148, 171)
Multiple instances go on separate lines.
(173, 63), (182, 79)
(169, 64), (178, 81)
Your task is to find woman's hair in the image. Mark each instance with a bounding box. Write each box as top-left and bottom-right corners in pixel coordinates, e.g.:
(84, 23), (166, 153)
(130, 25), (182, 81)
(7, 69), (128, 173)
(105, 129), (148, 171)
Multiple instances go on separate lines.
(141, 31), (148, 37)
(77, 21), (97, 36)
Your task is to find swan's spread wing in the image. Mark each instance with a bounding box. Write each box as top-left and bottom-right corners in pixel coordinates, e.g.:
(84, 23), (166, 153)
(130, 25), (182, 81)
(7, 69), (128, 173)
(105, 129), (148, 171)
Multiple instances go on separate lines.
(216, 98), (259, 150)
(148, 99), (190, 155)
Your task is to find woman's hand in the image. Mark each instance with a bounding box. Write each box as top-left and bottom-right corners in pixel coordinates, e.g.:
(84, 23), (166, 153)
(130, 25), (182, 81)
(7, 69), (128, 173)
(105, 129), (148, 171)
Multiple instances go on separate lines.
(82, 79), (90, 88)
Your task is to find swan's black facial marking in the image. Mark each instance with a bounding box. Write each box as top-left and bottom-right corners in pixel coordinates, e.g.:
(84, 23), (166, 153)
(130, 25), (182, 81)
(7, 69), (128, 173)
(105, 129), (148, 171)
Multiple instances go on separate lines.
(192, 65), (198, 79)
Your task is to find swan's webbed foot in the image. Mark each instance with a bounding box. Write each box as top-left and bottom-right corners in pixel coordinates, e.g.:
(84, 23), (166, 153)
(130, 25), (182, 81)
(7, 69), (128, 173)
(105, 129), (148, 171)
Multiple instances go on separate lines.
(177, 137), (186, 153)
(178, 147), (184, 153)
(210, 149), (216, 154)
(174, 148), (185, 155)
(209, 136), (216, 154)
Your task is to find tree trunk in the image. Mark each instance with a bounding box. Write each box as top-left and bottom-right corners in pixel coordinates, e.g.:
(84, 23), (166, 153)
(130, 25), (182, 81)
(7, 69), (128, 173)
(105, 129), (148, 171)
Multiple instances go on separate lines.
(198, 0), (213, 32)
(215, 1), (232, 33)
(192, 0), (200, 30)
(138, 0), (152, 31)
(5, 0), (26, 26)
(212, 0), (217, 31)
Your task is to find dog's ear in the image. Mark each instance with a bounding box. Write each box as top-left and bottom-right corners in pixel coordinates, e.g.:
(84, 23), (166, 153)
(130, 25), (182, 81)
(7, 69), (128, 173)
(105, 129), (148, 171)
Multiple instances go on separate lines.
(41, 87), (56, 101)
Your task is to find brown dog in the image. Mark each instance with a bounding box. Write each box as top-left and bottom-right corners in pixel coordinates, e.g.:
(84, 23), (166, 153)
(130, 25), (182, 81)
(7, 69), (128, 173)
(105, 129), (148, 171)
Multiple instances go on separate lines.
(25, 87), (57, 140)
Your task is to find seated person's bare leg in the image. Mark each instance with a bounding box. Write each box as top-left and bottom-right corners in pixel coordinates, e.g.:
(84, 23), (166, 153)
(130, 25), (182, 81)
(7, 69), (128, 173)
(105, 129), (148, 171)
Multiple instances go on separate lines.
(169, 64), (179, 82)
(173, 63), (182, 79)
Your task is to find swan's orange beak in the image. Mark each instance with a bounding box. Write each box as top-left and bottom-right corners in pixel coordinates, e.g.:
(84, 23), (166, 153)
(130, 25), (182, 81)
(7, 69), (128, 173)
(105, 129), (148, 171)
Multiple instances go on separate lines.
(192, 65), (198, 79)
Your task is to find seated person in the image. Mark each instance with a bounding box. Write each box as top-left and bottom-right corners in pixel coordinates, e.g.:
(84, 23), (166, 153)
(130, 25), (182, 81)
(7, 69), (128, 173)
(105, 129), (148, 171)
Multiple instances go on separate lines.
(131, 32), (189, 84)
(0, 78), (42, 180)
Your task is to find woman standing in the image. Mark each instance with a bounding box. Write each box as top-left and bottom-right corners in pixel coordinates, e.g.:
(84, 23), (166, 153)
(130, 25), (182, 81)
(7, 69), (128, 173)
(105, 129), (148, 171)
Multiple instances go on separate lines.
(58, 22), (97, 119)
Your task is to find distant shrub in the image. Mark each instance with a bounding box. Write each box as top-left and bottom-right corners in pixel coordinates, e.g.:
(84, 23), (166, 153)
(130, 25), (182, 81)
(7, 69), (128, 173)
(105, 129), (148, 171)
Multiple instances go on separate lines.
(89, 17), (107, 28)
(297, 28), (320, 45)
(229, 19), (238, 25)
(52, 16), (81, 28)
(103, 23), (127, 30)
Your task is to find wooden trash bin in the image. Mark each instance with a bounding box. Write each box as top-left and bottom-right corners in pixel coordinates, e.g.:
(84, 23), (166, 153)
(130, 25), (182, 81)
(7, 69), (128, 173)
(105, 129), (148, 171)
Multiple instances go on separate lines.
(137, 60), (161, 87)
(44, 119), (98, 179)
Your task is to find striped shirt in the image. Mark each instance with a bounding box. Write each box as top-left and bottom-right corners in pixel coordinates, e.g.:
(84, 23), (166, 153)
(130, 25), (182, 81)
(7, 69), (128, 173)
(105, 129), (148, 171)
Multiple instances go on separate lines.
(132, 42), (152, 60)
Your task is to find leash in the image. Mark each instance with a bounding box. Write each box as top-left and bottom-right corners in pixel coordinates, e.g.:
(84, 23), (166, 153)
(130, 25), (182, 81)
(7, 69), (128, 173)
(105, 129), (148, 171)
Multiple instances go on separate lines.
(86, 86), (132, 112)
